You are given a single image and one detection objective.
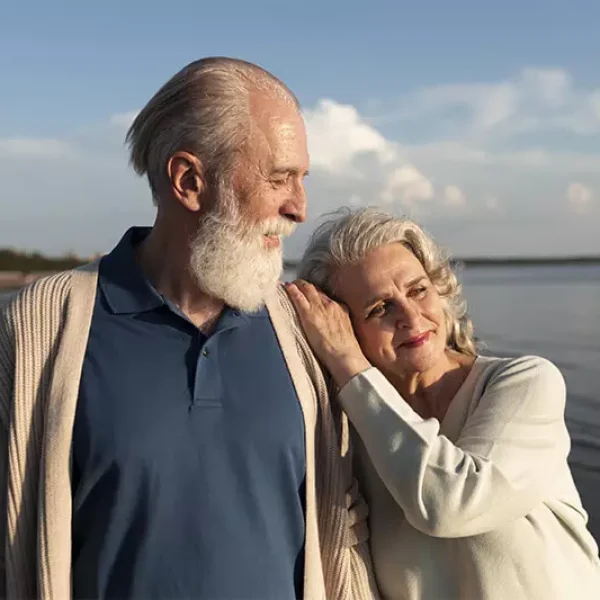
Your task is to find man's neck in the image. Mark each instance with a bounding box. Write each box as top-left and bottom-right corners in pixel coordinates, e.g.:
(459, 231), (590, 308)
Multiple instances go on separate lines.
(135, 226), (225, 333)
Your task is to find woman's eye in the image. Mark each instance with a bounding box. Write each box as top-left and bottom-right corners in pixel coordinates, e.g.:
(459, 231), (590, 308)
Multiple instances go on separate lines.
(411, 286), (428, 298)
(367, 303), (391, 319)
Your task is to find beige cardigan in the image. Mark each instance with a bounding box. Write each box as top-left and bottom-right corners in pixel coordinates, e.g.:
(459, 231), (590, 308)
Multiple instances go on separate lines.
(0, 265), (379, 599)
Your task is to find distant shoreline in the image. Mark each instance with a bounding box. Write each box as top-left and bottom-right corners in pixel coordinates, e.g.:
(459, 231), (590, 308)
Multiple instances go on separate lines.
(451, 256), (600, 267)
(1, 256), (600, 290)
(284, 256), (600, 270)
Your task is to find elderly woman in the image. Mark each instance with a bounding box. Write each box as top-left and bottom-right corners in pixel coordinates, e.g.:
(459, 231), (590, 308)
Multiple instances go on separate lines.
(287, 208), (600, 600)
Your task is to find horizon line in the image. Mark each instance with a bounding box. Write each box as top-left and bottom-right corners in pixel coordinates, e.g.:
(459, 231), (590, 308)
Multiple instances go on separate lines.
(283, 255), (600, 267)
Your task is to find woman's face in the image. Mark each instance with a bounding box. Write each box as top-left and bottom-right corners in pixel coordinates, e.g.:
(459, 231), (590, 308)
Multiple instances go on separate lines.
(334, 243), (448, 380)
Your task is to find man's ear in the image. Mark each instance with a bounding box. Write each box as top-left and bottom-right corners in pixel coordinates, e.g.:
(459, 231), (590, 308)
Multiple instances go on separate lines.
(167, 151), (206, 212)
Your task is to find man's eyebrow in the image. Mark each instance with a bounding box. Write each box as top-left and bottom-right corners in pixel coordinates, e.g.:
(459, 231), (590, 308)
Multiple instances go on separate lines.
(271, 165), (309, 176)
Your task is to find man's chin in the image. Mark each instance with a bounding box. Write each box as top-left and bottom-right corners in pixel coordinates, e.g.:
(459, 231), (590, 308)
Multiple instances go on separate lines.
(190, 241), (283, 313)
(225, 279), (279, 314)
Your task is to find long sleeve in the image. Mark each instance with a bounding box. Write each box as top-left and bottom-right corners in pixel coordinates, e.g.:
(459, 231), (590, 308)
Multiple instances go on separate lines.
(338, 355), (569, 538)
(0, 307), (15, 598)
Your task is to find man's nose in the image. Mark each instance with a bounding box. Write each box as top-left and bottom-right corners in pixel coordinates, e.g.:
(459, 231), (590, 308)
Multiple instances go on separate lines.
(281, 181), (307, 223)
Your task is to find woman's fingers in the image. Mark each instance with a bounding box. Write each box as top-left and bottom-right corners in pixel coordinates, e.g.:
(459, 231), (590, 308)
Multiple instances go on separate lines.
(292, 279), (324, 307)
(286, 282), (311, 313)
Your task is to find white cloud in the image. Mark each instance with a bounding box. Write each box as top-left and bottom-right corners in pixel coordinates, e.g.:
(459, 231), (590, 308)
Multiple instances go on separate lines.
(484, 195), (500, 212)
(303, 99), (435, 210)
(566, 182), (594, 213)
(304, 99), (397, 175)
(443, 185), (467, 208)
(0, 138), (72, 160)
(519, 68), (571, 109)
(110, 110), (139, 129)
(406, 141), (600, 174)
(471, 84), (518, 132)
(378, 67), (600, 137)
(380, 165), (434, 205)
(3, 67), (600, 258)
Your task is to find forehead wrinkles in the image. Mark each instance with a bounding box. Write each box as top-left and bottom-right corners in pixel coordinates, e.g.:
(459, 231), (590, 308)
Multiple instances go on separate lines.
(334, 253), (428, 309)
(359, 257), (423, 294)
(252, 88), (302, 133)
(245, 110), (301, 179)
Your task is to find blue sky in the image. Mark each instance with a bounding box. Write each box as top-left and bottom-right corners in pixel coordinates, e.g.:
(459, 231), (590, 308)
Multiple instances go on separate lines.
(1, 0), (600, 257)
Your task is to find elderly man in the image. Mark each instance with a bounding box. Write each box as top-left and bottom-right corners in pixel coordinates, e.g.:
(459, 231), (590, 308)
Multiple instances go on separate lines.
(0, 58), (378, 599)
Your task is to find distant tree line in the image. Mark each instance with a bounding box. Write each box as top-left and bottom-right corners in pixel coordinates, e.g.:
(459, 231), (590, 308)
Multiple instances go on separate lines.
(0, 249), (87, 273)
(3, 251), (600, 274)
(283, 255), (600, 271)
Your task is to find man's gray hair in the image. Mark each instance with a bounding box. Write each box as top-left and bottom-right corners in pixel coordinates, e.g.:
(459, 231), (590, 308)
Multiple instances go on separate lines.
(298, 207), (477, 357)
(126, 57), (300, 205)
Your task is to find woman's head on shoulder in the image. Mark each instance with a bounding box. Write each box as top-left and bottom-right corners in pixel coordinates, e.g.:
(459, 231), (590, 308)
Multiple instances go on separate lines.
(298, 206), (476, 380)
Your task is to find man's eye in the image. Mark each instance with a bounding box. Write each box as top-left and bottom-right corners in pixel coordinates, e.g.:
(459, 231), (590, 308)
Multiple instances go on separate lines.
(271, 175), (289, 186)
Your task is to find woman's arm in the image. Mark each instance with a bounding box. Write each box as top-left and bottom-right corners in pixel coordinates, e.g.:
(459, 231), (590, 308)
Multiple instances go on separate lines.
(339, 356), (569, 538)
(286, 280), (569, 538)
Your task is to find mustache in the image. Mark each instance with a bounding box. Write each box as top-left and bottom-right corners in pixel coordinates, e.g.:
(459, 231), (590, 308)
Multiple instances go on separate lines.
(260, 217), (297, 239)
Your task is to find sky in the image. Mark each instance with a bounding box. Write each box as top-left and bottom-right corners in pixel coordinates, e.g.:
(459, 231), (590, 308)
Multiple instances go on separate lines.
(1, 0), (600, 259)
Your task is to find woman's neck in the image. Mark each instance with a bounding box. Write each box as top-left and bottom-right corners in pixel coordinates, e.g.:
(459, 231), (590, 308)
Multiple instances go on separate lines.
(390, 351), (476, 422)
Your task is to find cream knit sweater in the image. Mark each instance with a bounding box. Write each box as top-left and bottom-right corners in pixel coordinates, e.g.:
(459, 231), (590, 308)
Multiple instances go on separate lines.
(340, 356), (600, 599)
(0, 265), (379, 600)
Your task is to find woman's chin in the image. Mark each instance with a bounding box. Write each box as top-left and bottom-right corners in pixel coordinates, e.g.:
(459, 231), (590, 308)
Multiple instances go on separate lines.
(393, 343), (444, 376)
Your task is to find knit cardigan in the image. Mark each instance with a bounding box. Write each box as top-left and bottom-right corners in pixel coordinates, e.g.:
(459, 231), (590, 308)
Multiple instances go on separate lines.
(0, 264), (379, 599)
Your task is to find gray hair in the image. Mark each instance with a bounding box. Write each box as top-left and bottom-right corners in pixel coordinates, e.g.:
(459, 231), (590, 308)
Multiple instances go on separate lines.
(298, 207), (477, 357)
(126, 57), (301, 205)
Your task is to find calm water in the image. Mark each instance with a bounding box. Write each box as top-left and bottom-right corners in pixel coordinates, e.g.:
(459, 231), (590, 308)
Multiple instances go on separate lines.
(2, 264), (599, 543)
(284, 264), (600, 545)
(459, 264), (600, 545)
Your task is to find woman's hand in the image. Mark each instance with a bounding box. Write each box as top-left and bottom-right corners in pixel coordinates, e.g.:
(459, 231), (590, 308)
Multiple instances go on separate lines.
(286, 280), (371, 388)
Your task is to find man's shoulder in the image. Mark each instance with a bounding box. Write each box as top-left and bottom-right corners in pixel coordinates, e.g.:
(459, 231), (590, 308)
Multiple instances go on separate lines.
(268, 283), (337, 391)
(0, 291), (15, 312)
(1, 262), (100, 328)
(2, 270), (71, 312)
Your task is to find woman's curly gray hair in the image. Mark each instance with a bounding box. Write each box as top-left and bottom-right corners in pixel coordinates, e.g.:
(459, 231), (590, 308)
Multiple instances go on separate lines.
(297, 207), (477, 357)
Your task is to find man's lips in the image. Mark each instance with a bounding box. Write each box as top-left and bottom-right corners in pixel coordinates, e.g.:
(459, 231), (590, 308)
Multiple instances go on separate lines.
(263, 234), (281, 248)
(399, 331), (432, 348)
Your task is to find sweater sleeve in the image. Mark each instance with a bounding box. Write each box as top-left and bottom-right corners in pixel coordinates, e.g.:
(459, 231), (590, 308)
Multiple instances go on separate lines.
(0, 307), (14, 596)
(338, 356), (568, 538)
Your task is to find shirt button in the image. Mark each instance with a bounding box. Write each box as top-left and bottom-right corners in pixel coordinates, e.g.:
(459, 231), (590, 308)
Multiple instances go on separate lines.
(202, 348), (209, 357)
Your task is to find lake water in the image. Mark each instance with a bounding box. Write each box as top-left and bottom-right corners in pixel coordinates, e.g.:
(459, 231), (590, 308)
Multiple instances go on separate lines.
(284, 264), (600, 545)
(2, 264), (599, 544)
(460, 264), (600, 546)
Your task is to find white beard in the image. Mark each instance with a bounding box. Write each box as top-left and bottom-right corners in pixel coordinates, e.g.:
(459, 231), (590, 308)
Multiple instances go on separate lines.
(189, 187), (296, 313)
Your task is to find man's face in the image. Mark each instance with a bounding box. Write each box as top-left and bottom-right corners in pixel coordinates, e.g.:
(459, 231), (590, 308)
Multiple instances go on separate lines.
(189, 94), (310, 313)
(232, 93), (310, 244)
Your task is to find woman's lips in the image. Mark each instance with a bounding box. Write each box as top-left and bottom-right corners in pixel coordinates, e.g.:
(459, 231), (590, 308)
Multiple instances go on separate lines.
(399, 331), (432, 348)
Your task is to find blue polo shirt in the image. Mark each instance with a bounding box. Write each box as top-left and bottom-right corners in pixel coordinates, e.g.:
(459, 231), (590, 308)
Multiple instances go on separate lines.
(72, 227), (306, 599)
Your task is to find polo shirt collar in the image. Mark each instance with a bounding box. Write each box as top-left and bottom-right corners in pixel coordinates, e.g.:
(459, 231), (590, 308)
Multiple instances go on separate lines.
(99, 227), (164, 315)
(100, 227), (272, 322)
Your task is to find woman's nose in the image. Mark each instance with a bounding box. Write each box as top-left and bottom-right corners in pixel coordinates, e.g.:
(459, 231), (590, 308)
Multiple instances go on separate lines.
(395, 301), (420, 329)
